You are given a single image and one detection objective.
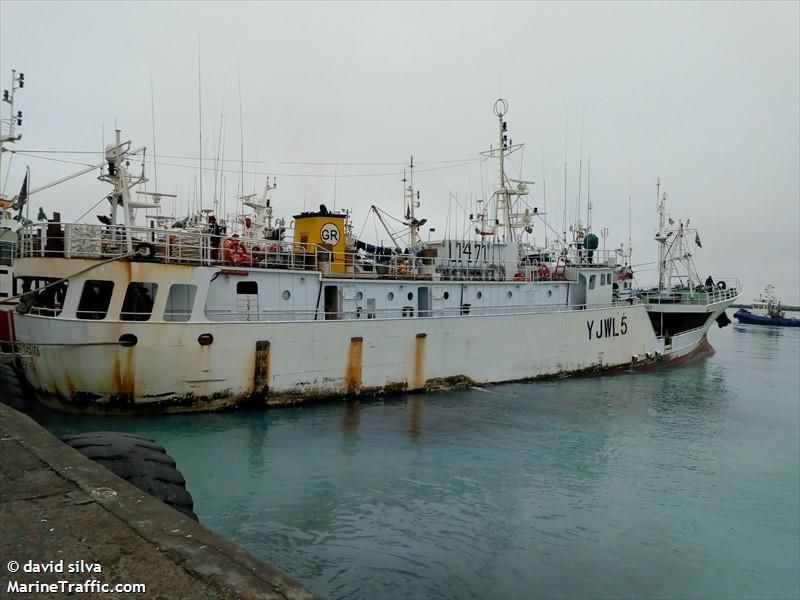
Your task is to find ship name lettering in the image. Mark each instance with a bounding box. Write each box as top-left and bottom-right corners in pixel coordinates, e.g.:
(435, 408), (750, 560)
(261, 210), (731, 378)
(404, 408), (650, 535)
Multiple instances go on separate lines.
(586, 315), (628, 341)
(454, 242), (487, 262)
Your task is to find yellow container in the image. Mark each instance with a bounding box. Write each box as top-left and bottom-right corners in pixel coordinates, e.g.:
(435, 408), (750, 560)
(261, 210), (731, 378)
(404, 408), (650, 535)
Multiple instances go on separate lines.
(293, 212), (347, 273)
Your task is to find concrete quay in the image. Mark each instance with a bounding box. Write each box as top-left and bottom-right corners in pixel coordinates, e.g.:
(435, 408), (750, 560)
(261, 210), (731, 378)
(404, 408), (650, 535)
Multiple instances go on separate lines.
(0, 401), (318, 599)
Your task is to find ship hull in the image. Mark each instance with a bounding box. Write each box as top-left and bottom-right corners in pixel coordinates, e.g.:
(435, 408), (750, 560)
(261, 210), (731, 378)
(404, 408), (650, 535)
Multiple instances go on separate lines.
(733, 309), (800, 327)
(11, 302), (692, 414)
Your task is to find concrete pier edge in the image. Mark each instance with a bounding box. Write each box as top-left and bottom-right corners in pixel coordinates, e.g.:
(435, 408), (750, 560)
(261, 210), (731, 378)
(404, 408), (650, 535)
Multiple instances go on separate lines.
(0, 401), (318, 599)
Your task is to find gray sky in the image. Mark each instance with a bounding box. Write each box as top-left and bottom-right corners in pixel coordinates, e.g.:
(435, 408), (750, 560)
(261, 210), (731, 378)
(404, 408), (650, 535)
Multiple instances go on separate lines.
(2, 1), (798, 303)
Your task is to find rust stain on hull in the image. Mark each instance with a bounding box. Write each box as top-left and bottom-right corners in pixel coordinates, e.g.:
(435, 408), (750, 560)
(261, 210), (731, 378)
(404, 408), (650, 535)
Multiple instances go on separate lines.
(412, 333), (426, 390)
(23, 337), (713, 415)
(26, 373), (481, 415)
(253, 340), (271, 398)
(345, 336), (363, 395)
(112, 349), (136, 399)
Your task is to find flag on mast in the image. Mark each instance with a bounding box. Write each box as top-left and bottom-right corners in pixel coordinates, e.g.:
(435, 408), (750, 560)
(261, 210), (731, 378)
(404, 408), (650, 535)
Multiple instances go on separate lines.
(13, 168), (29, 212)
(694, 232), (702, 248)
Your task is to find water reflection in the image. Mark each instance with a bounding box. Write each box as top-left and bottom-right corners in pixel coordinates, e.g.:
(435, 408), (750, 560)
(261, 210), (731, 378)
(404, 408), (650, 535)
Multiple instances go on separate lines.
(407, 396), (423, 440)
(341, 400), (361, 436)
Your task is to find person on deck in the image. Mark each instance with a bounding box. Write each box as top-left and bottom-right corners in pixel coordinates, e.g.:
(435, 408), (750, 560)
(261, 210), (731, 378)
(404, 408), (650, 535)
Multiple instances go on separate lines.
(208, 215), (222, 261)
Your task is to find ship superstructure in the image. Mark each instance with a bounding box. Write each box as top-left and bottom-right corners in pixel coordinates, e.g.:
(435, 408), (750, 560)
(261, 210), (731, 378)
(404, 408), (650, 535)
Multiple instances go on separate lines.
(1, 99), (739, 413)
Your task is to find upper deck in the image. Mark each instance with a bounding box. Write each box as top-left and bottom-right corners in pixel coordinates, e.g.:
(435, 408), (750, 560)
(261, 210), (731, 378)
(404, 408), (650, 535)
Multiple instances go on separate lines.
(16, 221), (619, 284)
(638, 282), (741, 310)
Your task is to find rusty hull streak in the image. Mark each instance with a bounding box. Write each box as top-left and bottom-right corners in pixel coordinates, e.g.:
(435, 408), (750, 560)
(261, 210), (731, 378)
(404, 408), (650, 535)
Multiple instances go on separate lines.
(345, 337), (363, 396)
(252, 340), (271, 400)
(21, 337), (715, 414)
(412, 333), (426, 391)
(24, 373), (480, 414)
(112, 348), (136, 399)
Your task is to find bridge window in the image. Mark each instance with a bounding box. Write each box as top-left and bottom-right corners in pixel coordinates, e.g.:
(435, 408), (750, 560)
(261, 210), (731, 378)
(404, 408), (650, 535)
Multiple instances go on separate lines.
(164, 284), (196, 322)
(77, 280), (114, 320)
(121, 282), (158, 321)
(19, 277), (68, 317)
(588, 275), (596, 290)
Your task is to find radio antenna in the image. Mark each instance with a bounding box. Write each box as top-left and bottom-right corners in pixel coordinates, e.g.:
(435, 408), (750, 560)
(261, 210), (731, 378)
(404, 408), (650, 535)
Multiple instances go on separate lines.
(197, 37), (203, 213)
(237, 55), (244, 217)
(150, 75), (158, 191)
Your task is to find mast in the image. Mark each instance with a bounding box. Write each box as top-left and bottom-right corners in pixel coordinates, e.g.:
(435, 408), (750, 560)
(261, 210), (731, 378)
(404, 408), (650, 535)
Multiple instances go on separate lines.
(99, 130), (149, 252)
(654, 177), (671, 291)
(587, 157), (591, 229)
(479, 98), (532, 243)
(197, 41), (203, 214)
(0, 69), (24, 199)
(403, 156), (422, 245)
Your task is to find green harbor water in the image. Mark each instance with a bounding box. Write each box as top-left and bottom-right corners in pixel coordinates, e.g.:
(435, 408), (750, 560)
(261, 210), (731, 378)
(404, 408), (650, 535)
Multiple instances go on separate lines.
(36, 323), (800, 600)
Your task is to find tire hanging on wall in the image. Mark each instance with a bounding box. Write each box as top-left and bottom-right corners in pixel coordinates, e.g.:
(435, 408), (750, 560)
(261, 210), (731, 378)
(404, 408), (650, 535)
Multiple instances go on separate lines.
(61, 431), (198, 521)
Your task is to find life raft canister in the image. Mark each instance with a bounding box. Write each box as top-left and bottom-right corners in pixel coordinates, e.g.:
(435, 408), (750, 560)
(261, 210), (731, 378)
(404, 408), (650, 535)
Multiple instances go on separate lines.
(223, 238), (250, 266)
(538, 264), (551, 280)
(513, 272), (530, 282)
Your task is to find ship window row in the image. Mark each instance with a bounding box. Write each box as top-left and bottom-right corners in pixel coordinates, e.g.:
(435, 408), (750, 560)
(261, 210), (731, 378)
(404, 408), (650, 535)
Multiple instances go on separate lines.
(588, 273), (613, 290)
(75, 280), (197, 321)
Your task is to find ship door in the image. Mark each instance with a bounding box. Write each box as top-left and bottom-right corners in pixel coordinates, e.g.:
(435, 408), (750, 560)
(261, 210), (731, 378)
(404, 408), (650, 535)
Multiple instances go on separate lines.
(324, 285), (340, 320)
(236, 281), (259, 321)
(418, 287), (431, 317)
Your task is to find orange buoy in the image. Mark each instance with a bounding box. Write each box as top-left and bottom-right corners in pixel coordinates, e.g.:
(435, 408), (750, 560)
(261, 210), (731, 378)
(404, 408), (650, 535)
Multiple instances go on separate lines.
(538, 264), (550, 280)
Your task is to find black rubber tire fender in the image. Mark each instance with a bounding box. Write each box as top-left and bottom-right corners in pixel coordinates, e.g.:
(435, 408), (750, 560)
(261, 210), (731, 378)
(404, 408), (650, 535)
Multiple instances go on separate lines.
(134, 242), (157, 261)
(60, 431), (198, 521)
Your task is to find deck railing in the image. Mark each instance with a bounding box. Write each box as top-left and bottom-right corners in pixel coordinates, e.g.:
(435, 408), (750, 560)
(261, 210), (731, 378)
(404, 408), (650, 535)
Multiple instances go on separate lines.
(638, 278), (740, 306)
(13, 222), (630, 284)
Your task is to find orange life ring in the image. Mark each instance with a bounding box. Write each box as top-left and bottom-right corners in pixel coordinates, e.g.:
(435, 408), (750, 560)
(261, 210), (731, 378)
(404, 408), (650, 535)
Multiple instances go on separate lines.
(513, 272), (530, 282)
(223, 238), (250, 266)
(538, 264), (550, 280)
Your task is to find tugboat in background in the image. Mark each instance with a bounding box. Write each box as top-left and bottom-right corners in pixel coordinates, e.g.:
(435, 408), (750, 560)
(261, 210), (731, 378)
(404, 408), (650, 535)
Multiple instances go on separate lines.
(734, 285), (800, 327)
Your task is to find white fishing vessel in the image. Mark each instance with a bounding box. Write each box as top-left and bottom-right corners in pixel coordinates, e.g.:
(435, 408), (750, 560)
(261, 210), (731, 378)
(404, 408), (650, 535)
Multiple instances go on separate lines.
(1, 99), (739, 413)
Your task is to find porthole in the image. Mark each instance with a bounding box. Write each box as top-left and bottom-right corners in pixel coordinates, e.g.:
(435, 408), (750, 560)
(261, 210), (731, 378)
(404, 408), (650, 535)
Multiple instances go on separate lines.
(507, 291), (513, 299)
(387, 292), (395, 301)
(476, 291), (483, 299)
(356, 291), (363, 300)
(282, 290), (291, 300)
(198, 333), (214, 346)
(547, 290), (553, 297)
(443, 291), (450, 300)
(118, 334), (138, 347)
(407, 291), (414, 301)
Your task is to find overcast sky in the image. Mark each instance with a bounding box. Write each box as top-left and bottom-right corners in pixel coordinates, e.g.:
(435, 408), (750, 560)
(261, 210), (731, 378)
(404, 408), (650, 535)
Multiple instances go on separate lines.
(1, 1), (798, 303)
